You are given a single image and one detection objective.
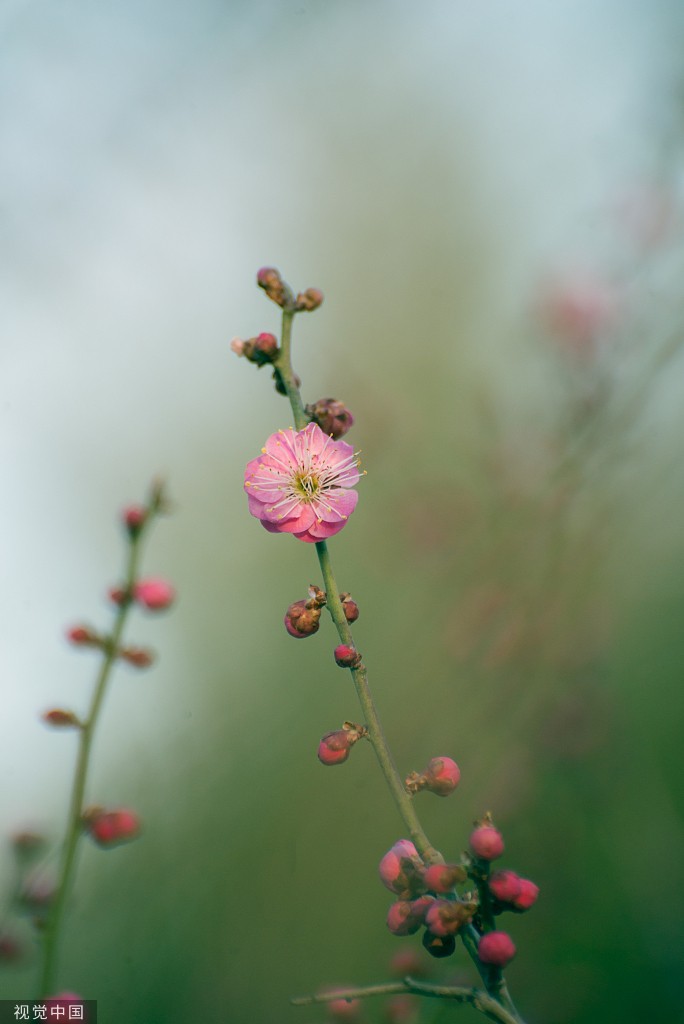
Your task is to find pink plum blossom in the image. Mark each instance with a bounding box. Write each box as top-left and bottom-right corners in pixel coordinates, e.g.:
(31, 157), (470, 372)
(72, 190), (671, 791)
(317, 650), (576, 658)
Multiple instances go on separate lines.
(244, 422), (360, 543)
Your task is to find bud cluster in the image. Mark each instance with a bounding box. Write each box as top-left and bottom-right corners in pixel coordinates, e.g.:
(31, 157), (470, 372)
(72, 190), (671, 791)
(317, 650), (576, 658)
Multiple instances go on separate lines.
(255, 266), (325, 316)
(284, 587), (360, 639)
(380, 839), (476, 955)
(230, 332), (279, 366)
(378, 792), (538, 967)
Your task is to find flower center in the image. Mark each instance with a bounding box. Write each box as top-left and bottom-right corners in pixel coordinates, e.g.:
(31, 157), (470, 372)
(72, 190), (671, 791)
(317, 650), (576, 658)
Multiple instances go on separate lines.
(293, 472), (320, 501)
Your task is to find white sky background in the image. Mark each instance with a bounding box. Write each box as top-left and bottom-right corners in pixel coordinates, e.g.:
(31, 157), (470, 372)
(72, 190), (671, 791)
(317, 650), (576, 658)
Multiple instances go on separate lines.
(2, 0), (682, 831)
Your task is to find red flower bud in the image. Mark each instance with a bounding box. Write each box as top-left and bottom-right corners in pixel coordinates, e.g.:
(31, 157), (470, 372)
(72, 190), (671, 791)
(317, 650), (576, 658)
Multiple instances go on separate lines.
(133, 578), (175, 611)
(386, 896), (434, 936)
(85, 809), (141, 847)
(317, 724), (366, 766)
(65, 625), (100, 648)
(422, 863), (467, 894)
(307, 399), (355, 440)
(405, 757), (460, 797)
(232, 332), (279, 366)
(284, 600), (321, 638)
(256, 266), (292, 308)
(512, 877), (539, 911)
(425, 899), (475, 937)
(318, 731), (352, 766)
(469, 825), (504, 861)
(108, 585), (130, 606)
(379, 840), (425, 898)
(489, 870), (521, 904)
(477, 930), (516, 966)
(119, 646), (155, 668)
(122, 505), (147, 536)
(295, 287), (324, 312)
(334, 644), (362, 668)
(340, 593), (359, 623)
(422, 757), (460, 796)
(42, 709), (81, 729)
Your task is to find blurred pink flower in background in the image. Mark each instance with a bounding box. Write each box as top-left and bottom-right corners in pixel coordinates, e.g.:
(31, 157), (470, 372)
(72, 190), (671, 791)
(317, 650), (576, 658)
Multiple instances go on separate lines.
(538, 272), (621, 357)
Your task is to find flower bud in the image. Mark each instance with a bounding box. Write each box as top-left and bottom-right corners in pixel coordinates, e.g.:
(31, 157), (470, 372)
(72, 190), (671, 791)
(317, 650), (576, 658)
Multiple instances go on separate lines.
(108, 585), (130, 606)
(317, 723), (366, 766)
(425, 899), (475, 937)
(340, 593), (359, 623)
(85, 808), (141, 847)
(65, 625), (100, 648)
(122, 504), (147, 536)
(284, 599), (322, 638)
(386, 901), (420, 937)
(307, 398), (355, 440)
(133, 578), (175, 611)
(469, 825), (504, 861)
(295, 287), (324, 312)
(379, 840), (425, 898)
(334, 644), (362, 668)
(119, 646), (155, 669)
(422, 863), (467, 894)
(386, 896), (434, 937)
(511, 877), (539, 911)
(422, 930), (456, 959)
(256, 266), (292, 308)
(405, 757), (460, 797)
(232, 332), (279, 366)
(42, 709), (81, 729)
(477, 930), (516, 967)
(489, 870), (521, 904)
(423, 757), (460, 796)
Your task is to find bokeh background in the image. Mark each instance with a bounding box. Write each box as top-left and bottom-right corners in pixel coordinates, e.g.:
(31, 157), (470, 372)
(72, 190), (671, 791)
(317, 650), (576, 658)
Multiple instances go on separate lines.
(2, 1), (684, 1021)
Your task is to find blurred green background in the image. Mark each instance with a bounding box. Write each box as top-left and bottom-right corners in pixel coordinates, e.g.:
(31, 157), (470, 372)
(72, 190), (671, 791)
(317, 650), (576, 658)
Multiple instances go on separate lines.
(2, 1), (684, 1021)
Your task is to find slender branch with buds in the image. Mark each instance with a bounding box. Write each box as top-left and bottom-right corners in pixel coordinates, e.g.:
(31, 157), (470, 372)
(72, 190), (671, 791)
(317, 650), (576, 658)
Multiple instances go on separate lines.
(234, 267), (539, 1023)
(38, 482), (174, 998)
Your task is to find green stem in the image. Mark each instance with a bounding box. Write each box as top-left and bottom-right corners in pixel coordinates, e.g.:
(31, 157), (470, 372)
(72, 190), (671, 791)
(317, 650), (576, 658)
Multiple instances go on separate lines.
(315, 541), (441, 863)
(277, 309), (308, 430)
(38, 530), (145, 997)
(277, 306), (441, 862)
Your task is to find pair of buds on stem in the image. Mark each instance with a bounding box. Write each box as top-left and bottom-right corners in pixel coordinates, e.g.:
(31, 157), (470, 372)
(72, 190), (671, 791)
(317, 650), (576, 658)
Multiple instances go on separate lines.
(284, 587), (359, 638)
